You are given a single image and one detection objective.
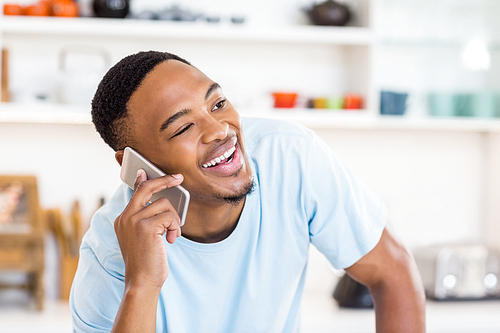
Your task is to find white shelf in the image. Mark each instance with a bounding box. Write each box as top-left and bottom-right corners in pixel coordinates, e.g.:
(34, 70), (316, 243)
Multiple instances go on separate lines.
(244, 108), (377, 129)
(0, 103), (91, 124)
(2, 103), (500, 132)
(242, 108), (500, 132)
(377, 36), (500, 50)
(0, 16), (373, 45)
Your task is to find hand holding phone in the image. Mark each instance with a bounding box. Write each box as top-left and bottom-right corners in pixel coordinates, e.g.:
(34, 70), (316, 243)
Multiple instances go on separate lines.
(114, 165), (177, 301)
(120, 147), (190, 226)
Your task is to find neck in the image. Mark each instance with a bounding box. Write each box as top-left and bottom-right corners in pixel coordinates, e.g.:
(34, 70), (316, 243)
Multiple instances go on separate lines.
(180, 198), (245, 243)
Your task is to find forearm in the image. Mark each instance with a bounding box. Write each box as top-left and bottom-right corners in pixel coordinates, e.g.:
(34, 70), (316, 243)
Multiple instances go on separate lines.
(111, 285), (160, 333)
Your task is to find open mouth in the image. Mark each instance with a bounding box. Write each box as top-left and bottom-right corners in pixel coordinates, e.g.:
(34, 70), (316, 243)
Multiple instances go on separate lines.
(202, 145), (236, 169)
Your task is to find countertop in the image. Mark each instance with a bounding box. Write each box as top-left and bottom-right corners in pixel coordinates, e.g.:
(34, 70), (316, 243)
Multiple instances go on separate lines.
(301, 290), (500, 333)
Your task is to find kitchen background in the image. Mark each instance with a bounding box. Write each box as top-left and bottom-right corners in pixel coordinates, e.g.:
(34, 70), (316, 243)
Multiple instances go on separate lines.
(0, 0), (500, 332)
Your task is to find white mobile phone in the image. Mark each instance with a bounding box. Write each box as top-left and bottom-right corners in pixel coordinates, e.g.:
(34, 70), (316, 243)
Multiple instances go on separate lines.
(120, 147), (190, 226)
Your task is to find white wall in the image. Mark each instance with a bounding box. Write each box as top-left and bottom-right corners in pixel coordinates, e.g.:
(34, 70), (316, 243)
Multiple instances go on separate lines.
(314, 128), (487, 249)
(485, 132), (500, 246)
(0, 123), (120, 219)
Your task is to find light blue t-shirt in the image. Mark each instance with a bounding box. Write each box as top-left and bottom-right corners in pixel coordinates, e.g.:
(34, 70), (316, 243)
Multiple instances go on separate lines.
(70, 117), (386, 332)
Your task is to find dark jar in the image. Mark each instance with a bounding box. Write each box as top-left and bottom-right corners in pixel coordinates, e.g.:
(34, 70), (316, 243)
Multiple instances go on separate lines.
(93, 0), (129, 18)
(307, 0), (351, 26)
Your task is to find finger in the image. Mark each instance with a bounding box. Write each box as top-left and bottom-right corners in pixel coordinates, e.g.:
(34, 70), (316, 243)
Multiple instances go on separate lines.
(130, 174), (184, 209)
(142, 210), (182, 244)
(133, 169), (147, 191)
(166, 227), (180, 244)
(133, 197), (181, 227)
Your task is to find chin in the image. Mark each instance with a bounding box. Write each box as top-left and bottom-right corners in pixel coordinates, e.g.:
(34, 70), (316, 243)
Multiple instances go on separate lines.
(189, 175), (254, 206)
(217, 179), (255, 206)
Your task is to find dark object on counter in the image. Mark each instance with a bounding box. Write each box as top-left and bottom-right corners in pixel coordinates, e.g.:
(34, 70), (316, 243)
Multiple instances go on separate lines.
(307, 0), (351, 26)
(333, 274), (373, 308)
(93, 0), (129, 18)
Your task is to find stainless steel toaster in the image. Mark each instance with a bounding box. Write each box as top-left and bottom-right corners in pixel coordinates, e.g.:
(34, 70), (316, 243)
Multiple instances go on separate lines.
(414, 244), (500, 300)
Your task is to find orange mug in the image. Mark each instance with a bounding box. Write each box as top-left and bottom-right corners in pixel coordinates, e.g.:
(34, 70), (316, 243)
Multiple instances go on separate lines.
(313, 97), (327, 109)
(272, 92), (298, 108)
(3, 3), (25, 15)
(343, 94), (363, 110)
(52, 0), (79, 17)
(25, 1), (51, 16)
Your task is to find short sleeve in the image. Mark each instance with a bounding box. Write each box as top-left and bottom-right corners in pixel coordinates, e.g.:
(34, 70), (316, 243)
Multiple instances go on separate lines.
(70, 245), (124, 333)
(69, 200), (127, 333)
(305, 134), (387, 269)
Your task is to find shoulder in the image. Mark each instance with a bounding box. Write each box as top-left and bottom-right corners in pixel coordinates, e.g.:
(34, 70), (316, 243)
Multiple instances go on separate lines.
(86, 183), (130, 238)
(93, 183), (131, 225)
(71, 186), (128, 331)
(79, 184), (130, 274)
(241, 116), (316, 150)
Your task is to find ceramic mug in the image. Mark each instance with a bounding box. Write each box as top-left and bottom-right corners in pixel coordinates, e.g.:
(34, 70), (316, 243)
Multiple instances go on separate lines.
(272, 92), (298, 108)
(468, 93), (499, 118)
(380, 91), (408, 115)
(428, 93), (461, 117)
(429, 93), (499, 118)
(326, 96), (343, 109)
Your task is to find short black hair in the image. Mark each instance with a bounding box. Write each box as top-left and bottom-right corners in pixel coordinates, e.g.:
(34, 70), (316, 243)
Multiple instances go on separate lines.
(91, 51), (191, 151)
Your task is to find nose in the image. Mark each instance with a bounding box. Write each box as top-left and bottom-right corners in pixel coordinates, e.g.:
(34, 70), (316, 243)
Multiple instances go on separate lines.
(200, 114), (229, 144)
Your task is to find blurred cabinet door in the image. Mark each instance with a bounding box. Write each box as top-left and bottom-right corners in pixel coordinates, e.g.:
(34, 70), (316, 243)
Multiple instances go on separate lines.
(0, 175), (44, 310)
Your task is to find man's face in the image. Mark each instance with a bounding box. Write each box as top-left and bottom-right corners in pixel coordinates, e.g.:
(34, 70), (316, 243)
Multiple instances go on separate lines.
(125, 60), (253, 205)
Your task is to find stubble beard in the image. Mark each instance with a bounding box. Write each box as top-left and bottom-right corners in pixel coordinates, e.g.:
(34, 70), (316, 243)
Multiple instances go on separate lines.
(215, 178), (255, 206)
(190, 171), (255, 207)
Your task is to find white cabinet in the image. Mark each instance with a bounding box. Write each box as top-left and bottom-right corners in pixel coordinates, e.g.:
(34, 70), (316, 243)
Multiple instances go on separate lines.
(0, 14), (375, 125)
(2, 11), (500, 131)
(2, 0), (500, 130)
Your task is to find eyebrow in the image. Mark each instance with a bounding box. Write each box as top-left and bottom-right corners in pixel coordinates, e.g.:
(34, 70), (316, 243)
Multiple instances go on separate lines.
(159, 83), (222, 132)
(205, 83), (221, 101)
(159, 108), (191, 132)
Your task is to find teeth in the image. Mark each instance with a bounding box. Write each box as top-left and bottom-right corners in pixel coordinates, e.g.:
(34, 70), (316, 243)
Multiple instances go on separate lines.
(202, 146), (236, 168)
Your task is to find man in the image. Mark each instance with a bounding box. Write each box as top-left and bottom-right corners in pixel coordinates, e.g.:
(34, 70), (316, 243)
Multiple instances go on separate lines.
(70, 51), (425, 332)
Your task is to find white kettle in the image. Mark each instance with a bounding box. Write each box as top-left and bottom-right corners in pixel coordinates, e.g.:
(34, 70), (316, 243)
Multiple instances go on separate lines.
(57, 46), (110, 107)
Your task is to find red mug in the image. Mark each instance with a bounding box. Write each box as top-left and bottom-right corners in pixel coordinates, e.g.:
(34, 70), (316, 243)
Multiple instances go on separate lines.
(272, 92), (298, 108)
(343, 94), (363, 110)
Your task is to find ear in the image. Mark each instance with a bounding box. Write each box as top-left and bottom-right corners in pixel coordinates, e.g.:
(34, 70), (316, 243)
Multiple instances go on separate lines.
(115, 150), (124, 166)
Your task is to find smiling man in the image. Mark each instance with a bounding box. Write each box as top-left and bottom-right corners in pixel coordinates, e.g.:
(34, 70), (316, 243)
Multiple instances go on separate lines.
(70, 51), (425, 333)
